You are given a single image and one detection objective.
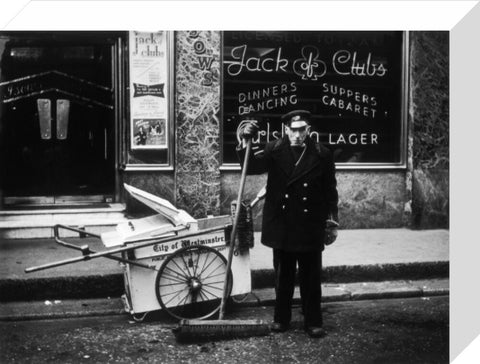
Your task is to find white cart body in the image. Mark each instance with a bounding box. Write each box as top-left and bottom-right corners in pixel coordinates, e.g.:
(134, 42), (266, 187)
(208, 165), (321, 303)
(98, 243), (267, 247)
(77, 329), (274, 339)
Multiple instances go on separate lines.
(122, 228), (251, 314)
(101, 185), (252, 316)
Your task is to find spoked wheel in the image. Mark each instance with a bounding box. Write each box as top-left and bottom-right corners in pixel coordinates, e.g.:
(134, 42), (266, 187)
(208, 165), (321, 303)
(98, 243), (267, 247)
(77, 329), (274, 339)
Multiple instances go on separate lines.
(155, 245), (232, 320)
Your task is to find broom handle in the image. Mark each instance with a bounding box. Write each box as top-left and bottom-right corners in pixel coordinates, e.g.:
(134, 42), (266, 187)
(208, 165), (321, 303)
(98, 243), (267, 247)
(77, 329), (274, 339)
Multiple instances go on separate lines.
(219, 138), (252, 320)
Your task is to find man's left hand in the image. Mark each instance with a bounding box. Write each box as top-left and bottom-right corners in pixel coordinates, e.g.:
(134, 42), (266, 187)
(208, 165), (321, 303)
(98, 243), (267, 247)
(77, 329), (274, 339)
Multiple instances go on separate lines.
(324, 227), (338, 246)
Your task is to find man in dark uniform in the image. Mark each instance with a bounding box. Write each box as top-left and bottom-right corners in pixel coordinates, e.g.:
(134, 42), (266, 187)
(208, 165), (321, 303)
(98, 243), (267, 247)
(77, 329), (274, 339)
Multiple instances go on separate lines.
(238, 110), (339, 338)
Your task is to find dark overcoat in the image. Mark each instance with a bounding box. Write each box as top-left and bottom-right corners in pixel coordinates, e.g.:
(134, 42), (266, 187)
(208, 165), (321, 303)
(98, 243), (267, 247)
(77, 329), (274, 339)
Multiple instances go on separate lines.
(238, 136), (338, 252)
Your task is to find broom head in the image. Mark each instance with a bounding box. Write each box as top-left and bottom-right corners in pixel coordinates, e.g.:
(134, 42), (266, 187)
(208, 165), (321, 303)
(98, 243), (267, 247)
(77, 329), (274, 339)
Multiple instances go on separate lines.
(173, 319), (271, 343)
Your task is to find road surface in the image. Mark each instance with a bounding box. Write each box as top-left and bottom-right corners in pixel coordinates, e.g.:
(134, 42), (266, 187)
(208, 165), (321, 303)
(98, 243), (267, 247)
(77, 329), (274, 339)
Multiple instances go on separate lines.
(0, 296), (448, 363)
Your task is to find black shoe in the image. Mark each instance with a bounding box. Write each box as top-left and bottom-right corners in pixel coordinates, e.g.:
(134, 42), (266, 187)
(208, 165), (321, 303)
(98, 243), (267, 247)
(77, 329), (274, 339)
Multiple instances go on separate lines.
(305, 326), (327, 338)
(271, 322), (289, 332)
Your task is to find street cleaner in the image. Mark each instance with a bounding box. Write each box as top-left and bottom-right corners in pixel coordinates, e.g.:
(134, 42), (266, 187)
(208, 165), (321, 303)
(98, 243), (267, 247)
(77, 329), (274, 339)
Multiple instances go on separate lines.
(237, 110), (339, 338)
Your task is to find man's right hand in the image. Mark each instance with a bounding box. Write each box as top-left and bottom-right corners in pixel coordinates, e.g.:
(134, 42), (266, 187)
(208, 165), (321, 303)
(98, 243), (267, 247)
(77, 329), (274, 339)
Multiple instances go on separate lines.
(241, 120), (259, 140)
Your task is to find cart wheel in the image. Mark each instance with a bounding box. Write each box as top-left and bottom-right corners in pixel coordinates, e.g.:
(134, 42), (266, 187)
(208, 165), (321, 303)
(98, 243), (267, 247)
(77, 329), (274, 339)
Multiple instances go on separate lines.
(155, 245), (233, 320)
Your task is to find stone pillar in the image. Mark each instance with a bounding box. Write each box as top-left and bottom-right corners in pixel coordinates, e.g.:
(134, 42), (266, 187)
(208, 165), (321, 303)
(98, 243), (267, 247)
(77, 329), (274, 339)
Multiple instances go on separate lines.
(174, 31), (221, 218)
(409, 32), (449, 228)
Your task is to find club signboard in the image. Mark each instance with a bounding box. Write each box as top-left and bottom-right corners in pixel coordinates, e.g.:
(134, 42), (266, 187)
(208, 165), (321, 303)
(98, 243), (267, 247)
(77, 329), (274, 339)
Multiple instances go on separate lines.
(222, 31), (406, 168)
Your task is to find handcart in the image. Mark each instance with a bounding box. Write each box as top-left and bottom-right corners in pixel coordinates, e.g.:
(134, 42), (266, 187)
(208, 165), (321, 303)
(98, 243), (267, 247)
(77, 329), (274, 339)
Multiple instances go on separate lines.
(25, 184), (265, 322)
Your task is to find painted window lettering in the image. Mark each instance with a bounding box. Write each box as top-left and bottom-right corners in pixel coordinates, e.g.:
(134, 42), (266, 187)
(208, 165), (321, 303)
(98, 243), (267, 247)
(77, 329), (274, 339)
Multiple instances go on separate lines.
(332, 50), (387, 77)
(226, 45), (289, 76)
(329, 133), (379, 145)
(293, 46), (327, 80)
(238, 82), (298, 115)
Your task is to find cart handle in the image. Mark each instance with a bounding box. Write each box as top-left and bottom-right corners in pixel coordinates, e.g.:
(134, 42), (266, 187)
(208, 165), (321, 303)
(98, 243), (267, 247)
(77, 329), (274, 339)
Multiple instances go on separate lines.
(52, 224), (156, 271)
(25, 224), (231, 274)
(54, 224), (100, 253)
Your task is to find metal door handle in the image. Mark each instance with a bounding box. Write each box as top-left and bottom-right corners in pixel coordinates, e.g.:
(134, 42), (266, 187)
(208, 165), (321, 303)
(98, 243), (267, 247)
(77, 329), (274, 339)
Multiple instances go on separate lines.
(56, 99), (70, 140)
(37, 99), (51, 139)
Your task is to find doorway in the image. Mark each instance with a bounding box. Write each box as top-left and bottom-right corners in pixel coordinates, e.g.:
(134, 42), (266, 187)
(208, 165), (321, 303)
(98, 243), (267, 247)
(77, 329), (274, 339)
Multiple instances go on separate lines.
(0, 33), (122, 207)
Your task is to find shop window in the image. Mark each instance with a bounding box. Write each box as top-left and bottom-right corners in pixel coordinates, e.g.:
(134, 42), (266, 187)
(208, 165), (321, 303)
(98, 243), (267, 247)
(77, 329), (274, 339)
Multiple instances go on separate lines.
(222, 31), (407, 169)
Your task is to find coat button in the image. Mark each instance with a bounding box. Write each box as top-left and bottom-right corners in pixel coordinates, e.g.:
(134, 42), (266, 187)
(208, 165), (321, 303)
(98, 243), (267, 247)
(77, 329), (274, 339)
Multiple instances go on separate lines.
(303, 183), (308, 187)
(304, 209), (309, 213)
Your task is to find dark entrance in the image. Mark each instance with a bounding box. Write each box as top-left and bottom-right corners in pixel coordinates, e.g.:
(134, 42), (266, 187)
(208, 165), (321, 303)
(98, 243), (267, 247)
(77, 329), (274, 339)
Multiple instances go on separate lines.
(0, 32), (122, 206)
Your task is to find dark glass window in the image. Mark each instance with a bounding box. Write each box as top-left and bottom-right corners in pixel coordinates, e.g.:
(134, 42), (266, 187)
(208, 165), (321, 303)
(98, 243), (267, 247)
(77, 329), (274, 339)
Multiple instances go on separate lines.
(222, 31), (405, 167)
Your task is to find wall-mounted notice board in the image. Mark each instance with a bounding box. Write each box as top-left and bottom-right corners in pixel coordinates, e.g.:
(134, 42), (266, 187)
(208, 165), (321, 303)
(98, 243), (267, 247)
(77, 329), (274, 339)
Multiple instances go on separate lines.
(125, 31), (174, 170)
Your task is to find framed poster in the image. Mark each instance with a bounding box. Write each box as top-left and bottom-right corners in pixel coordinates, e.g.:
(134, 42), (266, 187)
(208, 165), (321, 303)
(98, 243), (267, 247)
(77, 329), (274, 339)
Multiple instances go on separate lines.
(222, 31), (408, 168)
(129, 31), (170, 150)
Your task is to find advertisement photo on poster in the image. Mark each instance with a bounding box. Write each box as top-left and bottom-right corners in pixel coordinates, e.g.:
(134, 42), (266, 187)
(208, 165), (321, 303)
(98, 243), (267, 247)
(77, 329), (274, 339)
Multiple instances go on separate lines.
(132, 118), (167, 148)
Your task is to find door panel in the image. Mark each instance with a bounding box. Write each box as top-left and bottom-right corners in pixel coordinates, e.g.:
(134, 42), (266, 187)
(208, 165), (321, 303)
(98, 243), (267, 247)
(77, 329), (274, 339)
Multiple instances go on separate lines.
(0, 37), (117, 206)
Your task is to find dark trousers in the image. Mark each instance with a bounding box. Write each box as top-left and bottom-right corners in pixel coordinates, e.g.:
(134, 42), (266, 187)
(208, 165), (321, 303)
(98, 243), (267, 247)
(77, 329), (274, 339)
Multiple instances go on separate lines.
(273, 249), (323, 328)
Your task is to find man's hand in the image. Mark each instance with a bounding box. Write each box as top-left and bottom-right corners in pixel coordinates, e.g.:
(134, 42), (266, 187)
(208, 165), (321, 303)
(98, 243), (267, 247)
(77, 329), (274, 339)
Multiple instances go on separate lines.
(324, 219), (339, 246)
(324, 227), (338, 246)
(240, 120), (259, 140)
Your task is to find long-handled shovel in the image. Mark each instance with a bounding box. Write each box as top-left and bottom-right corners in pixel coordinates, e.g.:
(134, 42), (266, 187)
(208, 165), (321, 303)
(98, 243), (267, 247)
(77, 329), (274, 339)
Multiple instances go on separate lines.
(173, 138), (270, 342)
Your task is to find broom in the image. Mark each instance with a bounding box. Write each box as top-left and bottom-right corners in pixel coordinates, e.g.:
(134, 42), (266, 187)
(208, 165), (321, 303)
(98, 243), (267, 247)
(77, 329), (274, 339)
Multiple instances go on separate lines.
(173, 138), (270, 343)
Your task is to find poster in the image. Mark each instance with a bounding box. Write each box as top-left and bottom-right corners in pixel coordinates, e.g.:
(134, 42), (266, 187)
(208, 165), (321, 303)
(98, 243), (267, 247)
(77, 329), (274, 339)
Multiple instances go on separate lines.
(129, 31), (169, 149)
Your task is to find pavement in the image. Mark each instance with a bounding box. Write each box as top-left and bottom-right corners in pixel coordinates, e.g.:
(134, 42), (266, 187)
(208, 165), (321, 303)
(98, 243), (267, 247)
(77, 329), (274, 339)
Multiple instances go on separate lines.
(0, 279), (449, 321)
(0, 228), (449, 320)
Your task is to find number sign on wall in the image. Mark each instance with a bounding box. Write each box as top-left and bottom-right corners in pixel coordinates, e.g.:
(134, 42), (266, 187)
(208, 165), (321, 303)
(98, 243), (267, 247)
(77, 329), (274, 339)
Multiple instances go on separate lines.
(222, 31), (406, 167)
